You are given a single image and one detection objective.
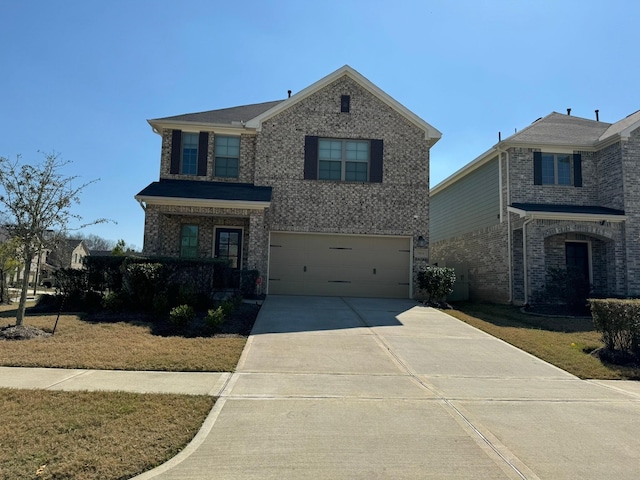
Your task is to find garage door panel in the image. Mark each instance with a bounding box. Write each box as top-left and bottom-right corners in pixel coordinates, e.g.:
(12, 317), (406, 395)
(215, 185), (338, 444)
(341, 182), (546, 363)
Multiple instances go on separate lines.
(269, 233), (410, 298)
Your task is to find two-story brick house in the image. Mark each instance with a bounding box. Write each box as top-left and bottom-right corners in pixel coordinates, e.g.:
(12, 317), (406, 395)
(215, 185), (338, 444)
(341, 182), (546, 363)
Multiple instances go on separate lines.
(135, 66), (441, 298)
(430, 109), (640, 304)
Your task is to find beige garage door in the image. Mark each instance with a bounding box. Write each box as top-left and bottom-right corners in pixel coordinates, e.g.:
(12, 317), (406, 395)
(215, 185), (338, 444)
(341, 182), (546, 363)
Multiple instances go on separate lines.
(268, 233), (411, 298)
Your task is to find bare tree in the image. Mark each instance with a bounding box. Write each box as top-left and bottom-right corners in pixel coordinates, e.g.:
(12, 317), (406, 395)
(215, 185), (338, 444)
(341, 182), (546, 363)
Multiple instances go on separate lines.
(76, 233), (116, 251)
(0, 236), (20, 304)
(0, 152), (109, 325)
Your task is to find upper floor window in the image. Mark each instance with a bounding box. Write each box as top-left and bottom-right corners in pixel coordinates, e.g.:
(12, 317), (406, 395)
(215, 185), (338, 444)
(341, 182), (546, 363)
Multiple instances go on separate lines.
(534, 152), (582, 187)
(304, 136), (383, 183)
(181, 133), (199, 175)
(170, 130), (208, 176)
(180, 224), (199, 258)
(318, 139), (369, 182)
(541, 153), (571, 185)
(214, 136), (240, 178)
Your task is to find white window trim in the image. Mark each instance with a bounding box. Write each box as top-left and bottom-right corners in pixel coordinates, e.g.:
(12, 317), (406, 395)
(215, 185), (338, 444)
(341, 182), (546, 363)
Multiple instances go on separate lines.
(318, 138), (370, 182)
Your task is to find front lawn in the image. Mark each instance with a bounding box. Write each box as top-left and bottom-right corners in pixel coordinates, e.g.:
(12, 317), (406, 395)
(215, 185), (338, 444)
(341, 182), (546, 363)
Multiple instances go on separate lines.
(0, 299), (260, 479)
(0, 302), (260, 371)
(0, 388), (214, 480)
(447, 302), (640, 380)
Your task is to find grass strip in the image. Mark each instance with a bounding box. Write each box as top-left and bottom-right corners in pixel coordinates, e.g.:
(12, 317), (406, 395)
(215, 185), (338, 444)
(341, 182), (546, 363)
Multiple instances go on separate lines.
(447, 302), (640, 380)
(0, 388), (214, 480)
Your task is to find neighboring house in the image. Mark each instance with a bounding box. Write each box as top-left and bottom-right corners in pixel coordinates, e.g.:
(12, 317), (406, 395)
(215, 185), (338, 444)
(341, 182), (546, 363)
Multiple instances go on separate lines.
(430, 109), (640, 304)
(135, 65), (441, 298)
(39, 239), (90, 287)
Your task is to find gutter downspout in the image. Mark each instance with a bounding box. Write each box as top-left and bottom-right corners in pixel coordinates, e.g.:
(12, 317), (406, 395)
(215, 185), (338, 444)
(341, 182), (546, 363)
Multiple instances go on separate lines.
(497, 146), (513, 304)
(522, 217), (534, 305)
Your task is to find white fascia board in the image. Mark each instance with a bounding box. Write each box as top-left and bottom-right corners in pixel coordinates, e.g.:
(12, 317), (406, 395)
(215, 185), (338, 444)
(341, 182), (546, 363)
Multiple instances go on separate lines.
(245, 65), (442, 143)
(619, 119), (640, 139)
(134, 195), (270, 211)
(500, 141), (597, 152)
(507, 206), (626, 222)
(146, 119), (251, 136)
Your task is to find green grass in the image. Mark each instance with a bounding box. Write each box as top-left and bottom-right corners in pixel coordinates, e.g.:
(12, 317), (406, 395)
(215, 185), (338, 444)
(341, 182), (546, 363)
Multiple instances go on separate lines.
(447, 302), (640, 380)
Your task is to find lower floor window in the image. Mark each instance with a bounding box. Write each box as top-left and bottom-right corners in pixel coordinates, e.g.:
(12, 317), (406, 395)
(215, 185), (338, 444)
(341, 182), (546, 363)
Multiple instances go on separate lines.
(180, 225), (199, 258)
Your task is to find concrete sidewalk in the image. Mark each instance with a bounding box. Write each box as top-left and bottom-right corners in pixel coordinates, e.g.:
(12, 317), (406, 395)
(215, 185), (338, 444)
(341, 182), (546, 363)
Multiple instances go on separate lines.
(0, 366), (230, 396)
(132, 296), (640, 480)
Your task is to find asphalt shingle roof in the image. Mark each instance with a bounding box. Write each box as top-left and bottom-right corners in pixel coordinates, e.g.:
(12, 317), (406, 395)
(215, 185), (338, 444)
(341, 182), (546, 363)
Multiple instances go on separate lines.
(511, 203), (625, 216)
(505, 113), (612, 146)
(149, 100), (285, 126)
(136, 179), (272, 202)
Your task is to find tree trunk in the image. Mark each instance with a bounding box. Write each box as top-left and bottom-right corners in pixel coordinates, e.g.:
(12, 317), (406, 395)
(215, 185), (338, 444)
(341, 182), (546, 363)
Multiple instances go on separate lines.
(15, 258), (31, 326)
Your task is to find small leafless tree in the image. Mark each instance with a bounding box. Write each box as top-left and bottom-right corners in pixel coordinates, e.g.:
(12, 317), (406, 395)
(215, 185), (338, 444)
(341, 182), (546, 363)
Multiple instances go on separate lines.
(0, 152), (109, 325)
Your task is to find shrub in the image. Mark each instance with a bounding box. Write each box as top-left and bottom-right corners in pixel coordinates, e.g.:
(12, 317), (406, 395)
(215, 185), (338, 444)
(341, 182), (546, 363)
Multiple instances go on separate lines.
(122, 262), (165, 311)
(417, 266), (456, 304)
(102, 291), (127, 312)
(545, 266), (591, 311)
(220, 300), (235, 317)
(589, 298), (640, 357)
(240, 269), (260, 297)
(204, 306), (226, 330)
(169, 304), (194, 327)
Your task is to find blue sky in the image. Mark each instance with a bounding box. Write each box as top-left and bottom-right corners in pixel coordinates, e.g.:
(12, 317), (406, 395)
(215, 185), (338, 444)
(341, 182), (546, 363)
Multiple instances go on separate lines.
(1, 0), (639, 249)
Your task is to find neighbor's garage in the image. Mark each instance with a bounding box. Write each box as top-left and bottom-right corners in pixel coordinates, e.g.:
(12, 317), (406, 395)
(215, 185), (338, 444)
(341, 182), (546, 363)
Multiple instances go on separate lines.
(268, 232), (411, 298)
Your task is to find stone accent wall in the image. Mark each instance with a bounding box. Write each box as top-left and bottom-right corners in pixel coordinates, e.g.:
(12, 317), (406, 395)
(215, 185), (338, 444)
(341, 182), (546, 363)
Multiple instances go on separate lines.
(430, 223), (510, 303)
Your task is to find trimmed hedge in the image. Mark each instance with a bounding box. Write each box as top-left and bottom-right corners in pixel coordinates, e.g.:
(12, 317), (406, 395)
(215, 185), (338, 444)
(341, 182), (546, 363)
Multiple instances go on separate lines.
(589, 298), (640, 356)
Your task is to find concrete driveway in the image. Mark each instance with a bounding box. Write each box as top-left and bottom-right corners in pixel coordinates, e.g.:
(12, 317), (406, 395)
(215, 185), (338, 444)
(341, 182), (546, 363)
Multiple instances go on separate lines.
(138, 296), (640, 479)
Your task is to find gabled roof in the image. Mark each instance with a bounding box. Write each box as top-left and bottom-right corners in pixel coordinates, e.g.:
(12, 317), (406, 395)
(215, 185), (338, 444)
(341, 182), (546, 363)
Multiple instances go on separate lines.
(135, 179), (272, 210)
(147, 65), (441, 144)
(245, 65), (442, 143)
(599, 109), (640, 141)
(432, 109), (640, 195)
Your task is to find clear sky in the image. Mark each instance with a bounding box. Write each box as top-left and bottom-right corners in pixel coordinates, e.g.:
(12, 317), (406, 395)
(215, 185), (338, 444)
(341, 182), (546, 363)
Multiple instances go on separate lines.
(1, 0), (639, 249)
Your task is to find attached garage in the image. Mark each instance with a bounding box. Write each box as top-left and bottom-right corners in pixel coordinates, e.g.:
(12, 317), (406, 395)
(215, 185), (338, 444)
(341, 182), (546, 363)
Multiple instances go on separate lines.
(268, 232), (411, 298)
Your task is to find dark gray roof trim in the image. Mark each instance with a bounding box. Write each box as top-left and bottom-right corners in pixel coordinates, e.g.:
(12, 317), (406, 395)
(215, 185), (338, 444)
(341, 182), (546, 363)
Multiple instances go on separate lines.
(136, 179), (272, 202)
(150, 100), (285, 126)
(510, 203), (625, 216)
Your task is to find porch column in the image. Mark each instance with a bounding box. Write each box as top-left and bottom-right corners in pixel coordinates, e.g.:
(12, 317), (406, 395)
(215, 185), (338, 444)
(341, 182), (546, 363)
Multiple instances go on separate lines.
(247, 211), (268, 282)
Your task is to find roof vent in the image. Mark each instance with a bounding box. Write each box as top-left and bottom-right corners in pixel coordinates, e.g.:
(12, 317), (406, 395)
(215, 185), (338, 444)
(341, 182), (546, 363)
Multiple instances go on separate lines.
(287, 90), (292, 98)
(595, 109), (599, 121)
(567, 108), (571, 116)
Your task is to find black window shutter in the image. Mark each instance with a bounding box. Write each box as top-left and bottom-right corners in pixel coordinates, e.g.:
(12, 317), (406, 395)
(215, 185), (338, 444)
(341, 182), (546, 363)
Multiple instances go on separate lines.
(533, 151), (542, 185)
(170, 130), (182, 174)
(304, 136), (318, 180)
(573, 153), (582, 187)
(197, 132), (208, 176)
(370, 139), (384, 183)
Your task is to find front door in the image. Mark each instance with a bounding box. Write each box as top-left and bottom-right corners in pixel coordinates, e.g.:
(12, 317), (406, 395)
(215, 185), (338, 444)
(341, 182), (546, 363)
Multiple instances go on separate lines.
(565, 242), (589, 285)
(215, 228), (242, 269)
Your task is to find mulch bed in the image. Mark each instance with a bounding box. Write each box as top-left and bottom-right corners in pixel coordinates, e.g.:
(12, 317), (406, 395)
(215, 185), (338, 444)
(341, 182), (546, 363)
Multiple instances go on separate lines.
(0, 325), (52, 340)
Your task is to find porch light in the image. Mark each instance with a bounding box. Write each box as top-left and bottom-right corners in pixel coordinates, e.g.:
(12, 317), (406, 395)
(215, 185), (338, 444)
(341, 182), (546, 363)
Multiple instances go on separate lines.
(417, 235), (426, 248)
